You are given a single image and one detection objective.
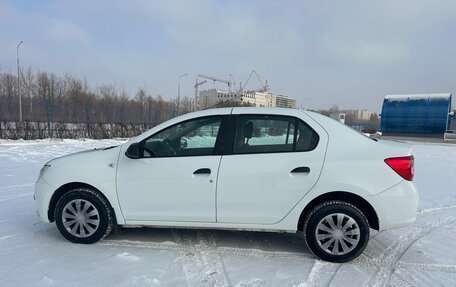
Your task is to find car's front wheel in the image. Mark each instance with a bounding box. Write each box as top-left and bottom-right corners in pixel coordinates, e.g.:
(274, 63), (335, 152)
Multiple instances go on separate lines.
(303, 201), (370, 263)
(54, 188), (113, 244)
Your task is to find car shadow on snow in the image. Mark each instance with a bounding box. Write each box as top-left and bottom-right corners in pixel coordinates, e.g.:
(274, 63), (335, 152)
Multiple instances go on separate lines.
(106, 227), (311, 255)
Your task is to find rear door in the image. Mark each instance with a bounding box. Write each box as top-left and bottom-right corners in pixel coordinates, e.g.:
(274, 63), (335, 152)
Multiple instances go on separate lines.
(216, 111), (328, 224)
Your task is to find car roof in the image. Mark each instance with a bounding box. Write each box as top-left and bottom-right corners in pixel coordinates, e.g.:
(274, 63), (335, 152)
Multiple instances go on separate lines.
(174, 107), (308, 120)
(231, 107), (303, 115)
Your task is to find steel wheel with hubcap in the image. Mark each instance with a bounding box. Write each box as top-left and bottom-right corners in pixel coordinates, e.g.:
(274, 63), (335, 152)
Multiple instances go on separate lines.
(315, 213), (360, 255)
(62, 199), (100, 238)
(55, 188), (113, 244)
(304, 201), (369, 262)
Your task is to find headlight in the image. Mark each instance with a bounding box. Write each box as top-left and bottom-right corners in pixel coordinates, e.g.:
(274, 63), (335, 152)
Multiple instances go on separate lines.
(39, 164), (51, 178)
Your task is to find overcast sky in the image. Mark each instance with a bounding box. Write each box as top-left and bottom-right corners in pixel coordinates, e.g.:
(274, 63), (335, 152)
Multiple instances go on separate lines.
(1, 0), (455, 112)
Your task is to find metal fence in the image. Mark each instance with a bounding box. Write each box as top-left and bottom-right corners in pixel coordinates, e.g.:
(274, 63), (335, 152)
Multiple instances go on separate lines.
(0, 121), (153, 140)
(346, 122), (380, 132)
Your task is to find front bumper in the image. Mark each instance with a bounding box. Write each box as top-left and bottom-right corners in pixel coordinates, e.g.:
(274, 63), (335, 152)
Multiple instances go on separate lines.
(34, 176), (54, 223)
(367, 180), (419, 231)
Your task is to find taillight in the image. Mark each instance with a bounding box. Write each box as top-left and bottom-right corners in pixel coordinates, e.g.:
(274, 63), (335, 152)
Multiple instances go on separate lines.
(384, 155), (414, 181)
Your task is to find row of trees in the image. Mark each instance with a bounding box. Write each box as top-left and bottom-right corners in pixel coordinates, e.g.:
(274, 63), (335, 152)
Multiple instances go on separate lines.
(0, 68), (254, 139)
(0, 68), (195, 125)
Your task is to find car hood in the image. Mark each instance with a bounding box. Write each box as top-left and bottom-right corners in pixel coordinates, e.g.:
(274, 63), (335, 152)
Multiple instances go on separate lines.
(45, 145), (121, 166)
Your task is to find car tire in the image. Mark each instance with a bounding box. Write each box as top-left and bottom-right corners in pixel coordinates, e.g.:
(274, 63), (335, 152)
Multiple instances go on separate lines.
(303, 200), (369, 263)
(54, 188), (113, 244)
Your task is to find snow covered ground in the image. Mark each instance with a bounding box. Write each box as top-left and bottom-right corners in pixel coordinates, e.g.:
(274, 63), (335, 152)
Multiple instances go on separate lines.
(0, 139), (455, 286)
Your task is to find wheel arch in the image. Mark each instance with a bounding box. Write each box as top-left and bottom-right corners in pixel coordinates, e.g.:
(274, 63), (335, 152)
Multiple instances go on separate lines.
(48, 182), (115, 223)
(297, 191), (379, 231)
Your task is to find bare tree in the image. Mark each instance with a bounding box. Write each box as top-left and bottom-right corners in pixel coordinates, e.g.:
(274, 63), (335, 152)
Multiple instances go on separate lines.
(0, 68), (182, 139)
(20, 66), (36, 120)
(1, 74), (17, 120)
(135, 88), (147, 123)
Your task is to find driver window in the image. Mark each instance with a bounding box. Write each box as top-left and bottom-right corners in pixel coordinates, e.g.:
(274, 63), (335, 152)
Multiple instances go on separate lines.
(143, 116), (222, 157)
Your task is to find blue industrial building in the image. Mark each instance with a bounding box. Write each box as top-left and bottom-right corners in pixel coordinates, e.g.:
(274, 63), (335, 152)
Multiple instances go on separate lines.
(381, 93), (453, 137)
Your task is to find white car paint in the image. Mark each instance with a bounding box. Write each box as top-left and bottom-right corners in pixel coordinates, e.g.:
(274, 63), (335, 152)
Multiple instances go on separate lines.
(34, 107), (418, 235)
(116, 155), (221, 222)
(216, 108), (328, 224)
(35, 147), (126, 225)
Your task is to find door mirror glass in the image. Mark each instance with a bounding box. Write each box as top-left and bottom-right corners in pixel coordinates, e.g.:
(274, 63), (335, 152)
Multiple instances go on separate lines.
(125, 142), (141, 159)
(180, 138), (188, 149)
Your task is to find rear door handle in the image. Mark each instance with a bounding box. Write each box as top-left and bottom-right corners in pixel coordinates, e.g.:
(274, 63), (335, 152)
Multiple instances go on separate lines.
(193, 168), (211, 175)
(291, 167), (310, 173)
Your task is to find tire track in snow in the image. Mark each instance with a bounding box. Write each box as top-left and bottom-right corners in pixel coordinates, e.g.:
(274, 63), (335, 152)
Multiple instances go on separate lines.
(0, 192), (33, 202)
(0, 183), (34, 191)
(0, 234), (16, 241)
(365, 213), (456, 286)
(170, 230), (231, 287)
(217, 246), (314, 261)
(356, 258), (456, 273)
(99, 238), (187, 251)
(171, 230), (209, 287)
(299, 260), (339, 287)
(99, 237), (456, 273)
(418, 205), (456, 215)
(99, 204), (456, 286)
(196, 231), (231, 287)
(282, 206), (456, 286)
(99, 238), (316, 262)
(326, 265), (342, 287)
(387, 274), (413, 287)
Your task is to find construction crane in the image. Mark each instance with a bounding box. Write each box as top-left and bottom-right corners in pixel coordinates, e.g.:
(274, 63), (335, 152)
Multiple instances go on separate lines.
(198, 74), (234, 94)
(194, 78), (207, 98)
(239, 70), (269, 93)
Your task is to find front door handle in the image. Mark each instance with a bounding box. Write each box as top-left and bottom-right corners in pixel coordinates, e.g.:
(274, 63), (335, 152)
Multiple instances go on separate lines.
(291, 167), (310, 173)
(193, 168), (211, 175)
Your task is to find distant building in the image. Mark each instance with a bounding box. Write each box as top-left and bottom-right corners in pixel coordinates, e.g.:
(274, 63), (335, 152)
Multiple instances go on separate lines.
(330, 112), (346, 124)
(197, 89), (236, 109)
(195, 89), (296, 110)
(344, 109), (373, 121)
(381, 93), (453, 137)
(273, 94), (296, 108)
(242, 91), (270, 107)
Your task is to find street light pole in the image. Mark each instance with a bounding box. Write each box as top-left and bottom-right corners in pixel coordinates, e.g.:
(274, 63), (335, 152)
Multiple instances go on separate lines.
(17, 41), (23, 122)
(177, 73), (187, 116)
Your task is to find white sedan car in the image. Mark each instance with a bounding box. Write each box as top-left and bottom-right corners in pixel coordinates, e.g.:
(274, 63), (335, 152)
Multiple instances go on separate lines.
(34, 107), (418, 262)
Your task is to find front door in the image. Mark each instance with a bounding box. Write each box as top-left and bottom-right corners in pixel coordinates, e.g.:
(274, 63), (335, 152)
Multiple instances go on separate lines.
(117, 116), (224, 222)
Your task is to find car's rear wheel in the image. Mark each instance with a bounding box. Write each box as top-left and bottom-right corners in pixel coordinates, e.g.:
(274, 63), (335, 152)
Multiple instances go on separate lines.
(303, 201), (369, 263)
(54, 188), (113, 244)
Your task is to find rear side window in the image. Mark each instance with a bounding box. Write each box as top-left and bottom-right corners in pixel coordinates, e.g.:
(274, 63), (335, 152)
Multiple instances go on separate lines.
(296, 120), (319, 151)
(233, 115), (319, 154)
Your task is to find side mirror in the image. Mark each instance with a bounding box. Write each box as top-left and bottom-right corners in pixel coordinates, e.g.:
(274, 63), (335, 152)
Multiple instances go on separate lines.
(180, 138), (188, 149)
(125, 142), (141, 159)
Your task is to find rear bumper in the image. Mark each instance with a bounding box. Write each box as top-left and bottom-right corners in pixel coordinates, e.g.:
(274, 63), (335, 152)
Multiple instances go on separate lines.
(367, 180), (419, 231)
